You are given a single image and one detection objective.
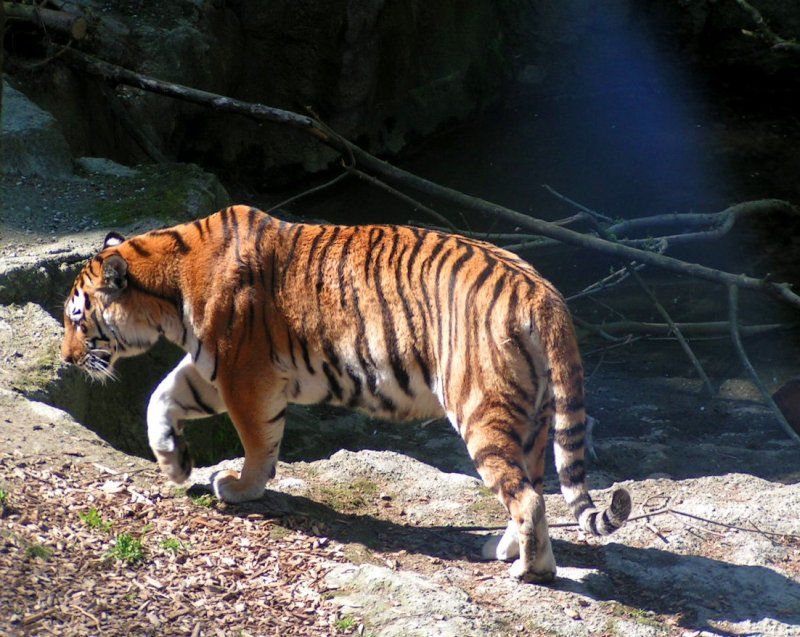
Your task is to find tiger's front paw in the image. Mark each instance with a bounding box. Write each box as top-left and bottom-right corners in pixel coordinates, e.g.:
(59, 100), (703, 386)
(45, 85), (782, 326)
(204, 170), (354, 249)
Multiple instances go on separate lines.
(212, 469), (266, 503)
(153, 437), (192, 484)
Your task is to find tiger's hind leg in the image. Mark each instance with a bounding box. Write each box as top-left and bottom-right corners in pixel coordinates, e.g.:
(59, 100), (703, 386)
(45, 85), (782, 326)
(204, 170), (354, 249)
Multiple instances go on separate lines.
(468, 417), (556, 583)
(147, 354), (226, 484)
(212, 388), (287, 504)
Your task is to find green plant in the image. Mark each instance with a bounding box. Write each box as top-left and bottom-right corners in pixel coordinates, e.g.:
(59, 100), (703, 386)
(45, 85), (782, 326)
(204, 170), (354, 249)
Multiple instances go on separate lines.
(26, 544), (53, 560)
(0, 487), (8, 515)
(190, 493), (215, 508)
(108, 533), (145, 564)
(160, 537), (188, 553)
(79, 507), (113, 533)
(334, 616), (356, 631)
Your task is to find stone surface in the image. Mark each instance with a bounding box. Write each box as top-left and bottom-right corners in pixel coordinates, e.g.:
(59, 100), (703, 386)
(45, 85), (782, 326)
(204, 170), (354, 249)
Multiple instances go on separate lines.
(1, 80), (73, 177)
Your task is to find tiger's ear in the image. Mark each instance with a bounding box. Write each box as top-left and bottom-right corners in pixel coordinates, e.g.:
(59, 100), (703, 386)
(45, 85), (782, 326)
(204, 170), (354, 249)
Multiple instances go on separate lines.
(100, 254), (128, 299)
(103, 232), (126, 249)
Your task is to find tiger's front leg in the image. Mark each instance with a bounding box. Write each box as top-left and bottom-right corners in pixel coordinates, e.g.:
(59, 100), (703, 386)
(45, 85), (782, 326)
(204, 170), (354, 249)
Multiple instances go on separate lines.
(147, 354), (226, 484)
(212, 382), (287, 504)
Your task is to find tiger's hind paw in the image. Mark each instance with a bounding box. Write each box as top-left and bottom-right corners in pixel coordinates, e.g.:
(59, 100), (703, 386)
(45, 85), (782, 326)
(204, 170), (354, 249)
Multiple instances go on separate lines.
(212, 469), (266, 503)
(509, 558), (556, 584)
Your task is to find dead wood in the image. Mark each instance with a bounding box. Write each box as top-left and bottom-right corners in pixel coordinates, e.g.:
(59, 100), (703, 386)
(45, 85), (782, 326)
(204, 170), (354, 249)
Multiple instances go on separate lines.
(4, 2), (86, 40)
(734, 0), (800, 55)
(579, 320), (789, 339)
(57, 48), (800, 310)
(728, 285), (800, 444)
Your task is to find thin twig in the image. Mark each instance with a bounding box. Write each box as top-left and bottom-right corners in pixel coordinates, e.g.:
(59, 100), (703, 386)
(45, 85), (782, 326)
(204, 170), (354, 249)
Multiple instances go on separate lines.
(541, 184), (613, 223)
(582, 335), (643, 357)
(264, 171), (351, 216)
(728, 285), (800, 444)
(567, 263), (647, 301)
(670, 508), (800, 539)
(71, 605), (102, 632)
(577, 320), (788, 338)
(630, 268), (715, 397)
(545, 185), (714, 397)
(346, 166), (459, 232)
(573, 316), (629, 343)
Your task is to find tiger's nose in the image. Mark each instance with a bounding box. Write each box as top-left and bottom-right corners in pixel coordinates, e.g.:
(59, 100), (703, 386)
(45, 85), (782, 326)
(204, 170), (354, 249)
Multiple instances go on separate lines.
(61, 343), (75, 365)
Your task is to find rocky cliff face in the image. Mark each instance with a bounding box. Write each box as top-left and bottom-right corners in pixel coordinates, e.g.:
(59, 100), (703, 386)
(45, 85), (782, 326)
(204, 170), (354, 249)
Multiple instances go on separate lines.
(8, 1), (800, 191)
(10, 0), (527, 186)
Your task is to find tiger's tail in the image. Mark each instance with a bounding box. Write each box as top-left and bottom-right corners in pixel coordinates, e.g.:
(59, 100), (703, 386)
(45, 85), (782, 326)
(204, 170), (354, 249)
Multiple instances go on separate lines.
(540, 303), (631, 536)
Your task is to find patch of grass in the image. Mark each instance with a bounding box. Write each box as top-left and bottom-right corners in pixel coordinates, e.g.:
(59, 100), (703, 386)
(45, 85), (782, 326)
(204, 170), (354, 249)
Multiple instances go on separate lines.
(319, 478), (379, 513)
(79, 507), (113, 533)
(269, 524), (292, 541)
(89, 165), (206, 227)
(341, 543), (381, 567)
(467, 485), (504, 520)
(26, 544), (53, 560)
(334, 615), (356, 631)
(0, 487), (9, 515)
(604, 602), (664, 631)
(160, 537), (188, 553)
(16, 349), (61, 392)
(190, 493), (215, 508)
(108, 533), (145, 564)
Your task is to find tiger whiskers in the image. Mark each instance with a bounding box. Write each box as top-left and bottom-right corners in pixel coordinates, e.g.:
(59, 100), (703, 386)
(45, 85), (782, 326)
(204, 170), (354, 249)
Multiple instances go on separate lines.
(84, 351), (119, 383)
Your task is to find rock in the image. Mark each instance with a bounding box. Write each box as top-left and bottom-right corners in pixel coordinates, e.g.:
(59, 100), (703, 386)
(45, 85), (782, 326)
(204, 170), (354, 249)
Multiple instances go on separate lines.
(76, 157), (139, 178)
(325, 563), (504, 637)
(1, 79), (74, 177)
(772, 376), (800, 437)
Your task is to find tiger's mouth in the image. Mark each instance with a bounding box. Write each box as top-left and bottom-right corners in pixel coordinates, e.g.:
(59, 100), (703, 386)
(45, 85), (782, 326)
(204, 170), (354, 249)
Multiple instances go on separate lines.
(78, 348), (118, 383)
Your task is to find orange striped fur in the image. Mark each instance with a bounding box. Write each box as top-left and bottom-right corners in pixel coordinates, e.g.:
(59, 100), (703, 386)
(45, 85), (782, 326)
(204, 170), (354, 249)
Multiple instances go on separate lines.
(62, 205), (630, 582)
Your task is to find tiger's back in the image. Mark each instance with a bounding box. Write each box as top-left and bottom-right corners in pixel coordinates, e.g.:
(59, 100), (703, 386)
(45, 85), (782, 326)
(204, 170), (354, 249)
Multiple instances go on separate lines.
(62, 205), (631, 583)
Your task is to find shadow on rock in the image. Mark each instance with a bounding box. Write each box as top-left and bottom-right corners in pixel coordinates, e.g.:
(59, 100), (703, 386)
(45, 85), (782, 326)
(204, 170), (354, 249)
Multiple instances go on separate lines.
(574, 541), (800, 632)
(201, 484), (799, 632)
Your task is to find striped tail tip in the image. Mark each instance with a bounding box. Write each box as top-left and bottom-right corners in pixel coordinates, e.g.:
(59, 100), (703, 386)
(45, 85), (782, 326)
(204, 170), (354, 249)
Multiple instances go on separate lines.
(578, 488), (632, 536)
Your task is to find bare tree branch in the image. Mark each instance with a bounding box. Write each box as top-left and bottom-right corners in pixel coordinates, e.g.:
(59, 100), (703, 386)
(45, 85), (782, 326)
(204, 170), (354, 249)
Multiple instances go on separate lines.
(58, 48), (800, 310)
(728, 285), (800, 444)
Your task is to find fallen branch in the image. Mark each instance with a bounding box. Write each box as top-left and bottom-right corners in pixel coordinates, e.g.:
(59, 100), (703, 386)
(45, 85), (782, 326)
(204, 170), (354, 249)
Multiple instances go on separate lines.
(4, 2), (87, 40)
(578, 320), (789, 338)
(550, 186), (714, 397)
(633, 267), (715, 396)
(58, 48), (800, 311)
(734, 0), (800, 55)
(728, 285), (800, 444)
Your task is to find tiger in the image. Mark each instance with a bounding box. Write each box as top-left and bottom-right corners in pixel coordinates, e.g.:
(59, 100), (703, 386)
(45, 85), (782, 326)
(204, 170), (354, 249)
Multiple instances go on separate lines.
(61, 204), (631, 583)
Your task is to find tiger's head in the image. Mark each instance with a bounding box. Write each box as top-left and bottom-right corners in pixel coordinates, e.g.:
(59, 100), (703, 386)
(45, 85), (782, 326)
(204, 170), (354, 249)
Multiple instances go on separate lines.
(62, 232), (159, 381)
